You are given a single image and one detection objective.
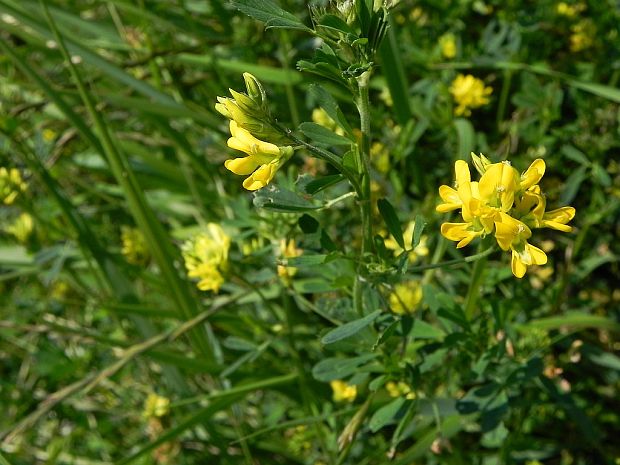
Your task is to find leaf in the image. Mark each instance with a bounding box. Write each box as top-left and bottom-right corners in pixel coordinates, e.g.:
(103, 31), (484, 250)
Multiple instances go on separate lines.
(561, 145), (590, 166)
(409, 319), (445, 340)
(303, 174), (345, 195)
(308, 84), (354, 135)
(369, 397), (407, 432)
(321, 310), (382, 345)
(286, 254), (328, 267)
(299, 122), (354, 146)
(317, 14), (355, 35)
(377, 199), (404, 249)
(231, 0), (312, 31)
(517, 312), (620, 332)
(454, 118), (475, 160)
(412, 214), (426, 249)
(560, 165), (587, 205)
(312, 354), (378, 382)
(253, 185), (321, 212)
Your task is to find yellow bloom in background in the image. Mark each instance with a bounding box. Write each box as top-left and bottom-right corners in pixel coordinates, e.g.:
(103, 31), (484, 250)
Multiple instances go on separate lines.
(449, 74), (492, 117)
(182, 223), (231, 292)
(277, 238), (302, 282)
(0, 167), (27, 205)
(312, 108), (345, 136)
(570, 19), (595, 52)
(389, 280), (423, 315)
(42, 128), (57, 142)
(384, 221), (429, 263)
(143, 393), (170, 419)
(439, 33), (457, 59)
(370, 142), (390, 174)
(121, 226), (149, 265)
(330, 380), (357, 402)
(436, 154), (575, 278)
(556, 2), (585, 17)
(386, 381), (416, 399)
(224, 121), (293, 191)
(5, 212), (34, 244)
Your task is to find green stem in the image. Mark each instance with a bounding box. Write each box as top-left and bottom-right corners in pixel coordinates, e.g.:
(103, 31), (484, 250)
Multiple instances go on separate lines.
(353, 72), (374, 317)
(496, 69), (512, 128)
(464, 242), (489, 320)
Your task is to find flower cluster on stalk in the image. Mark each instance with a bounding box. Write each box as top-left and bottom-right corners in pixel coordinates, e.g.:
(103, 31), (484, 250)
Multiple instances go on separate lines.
(215, 73), (293, 191)
(437, 154), (575, 278)
(449, 74), (492, 117)
(181, 223), (231, 292)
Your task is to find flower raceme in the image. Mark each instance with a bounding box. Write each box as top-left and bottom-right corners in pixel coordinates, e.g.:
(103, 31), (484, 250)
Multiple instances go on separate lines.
(181, 224), (231, 292)
(216, 73), (294, 191)
(437, 154), (575, 278)
(449, 74), (492, 117)
(224, 121), (293, 191)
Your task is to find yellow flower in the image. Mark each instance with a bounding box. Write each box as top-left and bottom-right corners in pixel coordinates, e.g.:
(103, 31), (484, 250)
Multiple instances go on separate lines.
(389, 281), (423, 315)
(370, 142), (390, 174)
(570, 19), (595, 52)
(494, 212), (547, 278)
(224, 121), (293, 191)
(215, 72), (280, 142)
(277, 238), (302, 281)
(143, 393), (170, 419)
(330, 380), (357, 402)
(120, 226), (149, 265)
(5, 213), (33, 243)
(386, 381), (416, 399)
(182, 224), (231, 292)
(439, 33), (457, 59)
(449, 74), (492, 117)
(42, 128), (57, 142)
(556, 2), (585, 17)
(0, 167), (27, 205)
(312, 108), (345, 136)
(384, 221), (429, 263)
(437, 154), (575, 278)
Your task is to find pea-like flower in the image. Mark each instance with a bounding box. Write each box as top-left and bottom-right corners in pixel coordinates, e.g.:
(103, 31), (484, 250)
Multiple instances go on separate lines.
(330, 380), (357, 403)
(182, 224), (231, 292)
(224, 121), (294, 191)
(436, 154), (575, 278)
(0, 167), (27, 205)
(449, 74), (492, 117)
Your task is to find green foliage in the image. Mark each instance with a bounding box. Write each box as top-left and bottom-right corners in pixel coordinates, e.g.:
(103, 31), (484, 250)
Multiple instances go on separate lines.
(0, 0), (619, 464)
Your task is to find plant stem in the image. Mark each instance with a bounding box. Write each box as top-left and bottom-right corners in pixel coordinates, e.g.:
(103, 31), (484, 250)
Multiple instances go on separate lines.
(352, 71), (374, 316)
(464, 241), (489, 320)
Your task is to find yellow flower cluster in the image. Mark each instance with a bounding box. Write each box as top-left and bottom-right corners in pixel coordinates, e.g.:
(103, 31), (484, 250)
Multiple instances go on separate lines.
(449, 74), (492, 117)
(384, 220), (429, 263)
(437, 154), (575, 278)
(216, 73), (293, 191)
(556, 2), (586, 17)
(385, 381), (416, 399)
(120, 226), (149, 265)
(143, 393), (170, 419)
(330, 380), (357, 402)
(277, 238), (302, 282)
(5, 213), (34, 244)
(439, 33), (457, 59)
(181, 223), (230, 292)
(0, 167), (27, 205)
(389, 281), (423, 314)
(569, 19), (594, 52)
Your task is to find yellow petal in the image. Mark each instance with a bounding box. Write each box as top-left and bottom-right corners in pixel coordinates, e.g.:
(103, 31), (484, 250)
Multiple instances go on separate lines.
(436, 185), (461, 212)
(454, 160), (471, 187)
(520, 158), (546, 190)
(224, 156), (261, 175)
(511, 251), (527, 278)
(527, 243), (547, 266)
(242, 163), (277, 191)
(542, 207), (575, 231)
